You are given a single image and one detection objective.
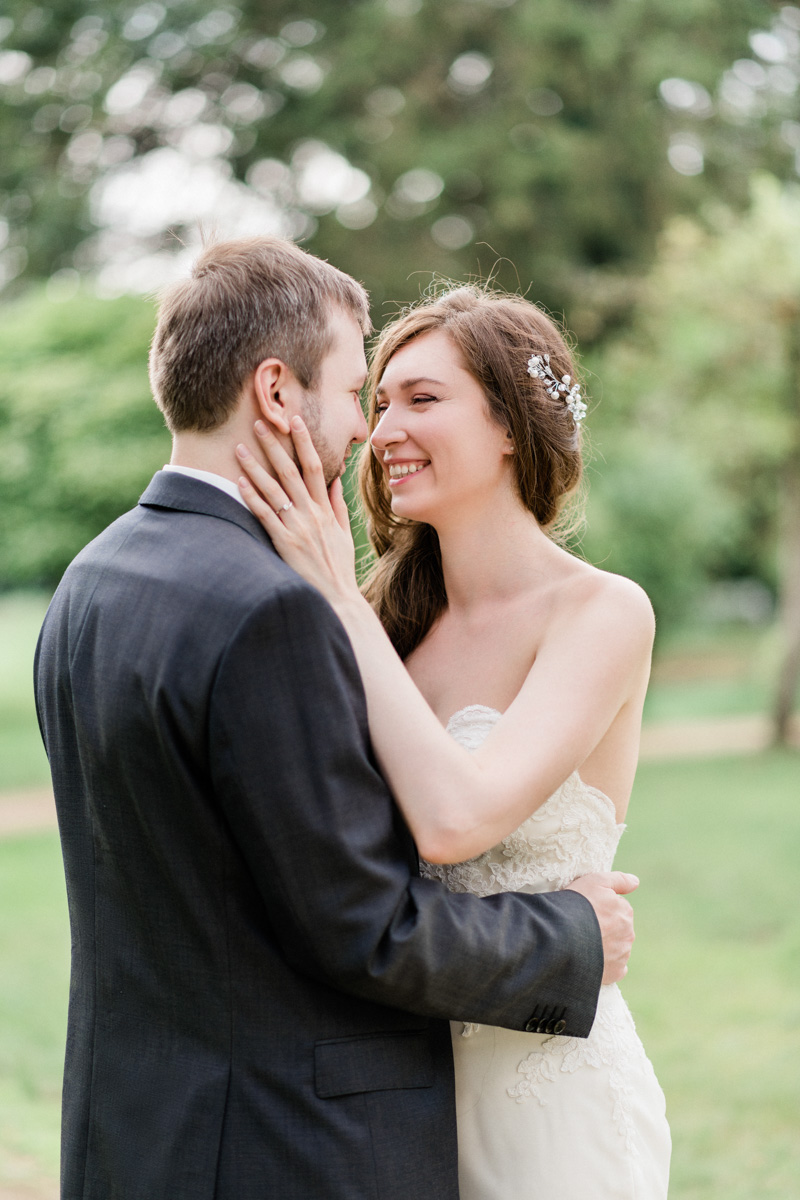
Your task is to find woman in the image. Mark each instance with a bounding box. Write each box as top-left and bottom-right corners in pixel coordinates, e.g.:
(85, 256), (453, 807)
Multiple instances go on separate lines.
(237, 286), (671, 1199)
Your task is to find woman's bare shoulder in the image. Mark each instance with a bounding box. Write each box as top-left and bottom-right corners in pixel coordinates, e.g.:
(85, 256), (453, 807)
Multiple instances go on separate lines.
(551, 553), (656, 644)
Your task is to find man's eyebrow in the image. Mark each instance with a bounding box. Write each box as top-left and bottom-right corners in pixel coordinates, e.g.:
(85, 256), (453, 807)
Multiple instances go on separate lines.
(375, 376), (446, 395)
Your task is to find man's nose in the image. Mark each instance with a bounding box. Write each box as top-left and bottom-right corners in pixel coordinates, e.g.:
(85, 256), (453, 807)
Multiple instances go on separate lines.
(352, 398), (369, 444)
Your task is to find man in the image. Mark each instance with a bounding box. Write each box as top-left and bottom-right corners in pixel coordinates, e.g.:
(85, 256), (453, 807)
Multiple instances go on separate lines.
(35, 236), (636, 1199)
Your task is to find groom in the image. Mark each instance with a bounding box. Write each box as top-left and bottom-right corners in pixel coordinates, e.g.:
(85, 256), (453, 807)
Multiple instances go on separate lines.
(35, 236), (637, 1200)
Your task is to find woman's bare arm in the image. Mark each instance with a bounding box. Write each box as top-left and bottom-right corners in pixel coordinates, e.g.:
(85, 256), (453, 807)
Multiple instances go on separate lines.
(236, 418), (654, 863)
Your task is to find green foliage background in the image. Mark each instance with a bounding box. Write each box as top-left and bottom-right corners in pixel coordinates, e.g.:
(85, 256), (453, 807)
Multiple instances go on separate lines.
(1, 0), (798, 628)
(0, 288), (164, 587)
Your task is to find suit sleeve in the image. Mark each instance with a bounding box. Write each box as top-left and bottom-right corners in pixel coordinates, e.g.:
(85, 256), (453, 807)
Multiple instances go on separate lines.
(210, 579), (603, 1036)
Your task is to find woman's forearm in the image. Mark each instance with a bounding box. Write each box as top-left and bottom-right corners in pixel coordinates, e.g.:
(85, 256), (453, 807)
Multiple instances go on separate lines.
(328, 593), (546, 862)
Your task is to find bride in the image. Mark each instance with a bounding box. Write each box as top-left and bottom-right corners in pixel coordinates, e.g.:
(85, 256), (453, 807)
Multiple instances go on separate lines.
(236, 285), (671, 1199)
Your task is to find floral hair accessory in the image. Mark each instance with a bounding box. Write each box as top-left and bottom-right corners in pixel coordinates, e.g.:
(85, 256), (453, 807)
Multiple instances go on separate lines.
(527, 353), (587, 424)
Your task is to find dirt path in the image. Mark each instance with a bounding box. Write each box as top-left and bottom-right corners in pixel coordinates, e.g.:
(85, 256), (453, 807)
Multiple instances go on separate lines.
(0, 788), (58, 838)
(2, 714), (797, 840)
(0, 1151), (57, 1200)
(0, 1181), (57, 1200)
(639, 711), (800, 760)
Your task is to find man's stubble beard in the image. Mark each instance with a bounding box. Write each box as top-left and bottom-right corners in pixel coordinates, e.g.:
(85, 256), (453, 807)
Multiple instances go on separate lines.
(299, 389), (342, 489)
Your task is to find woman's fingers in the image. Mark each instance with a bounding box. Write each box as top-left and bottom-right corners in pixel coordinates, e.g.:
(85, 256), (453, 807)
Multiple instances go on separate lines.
(287, 416), (329, 506)
(237, 446), (299, 535)
(235, 444), (294, 516)
(252, 419), (309, 509)
(236, 434), (359, 601)
(237, 472), (290, 539)
(329, 477), (351, 534)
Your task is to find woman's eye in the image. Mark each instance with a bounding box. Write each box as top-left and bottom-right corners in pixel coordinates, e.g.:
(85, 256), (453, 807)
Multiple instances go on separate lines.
(412, 394), (436, 404)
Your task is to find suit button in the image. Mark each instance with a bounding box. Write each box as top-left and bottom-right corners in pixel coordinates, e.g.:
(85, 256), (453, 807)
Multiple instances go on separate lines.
(537, 1018), (548, 1034)
(553, 1019), (567, 1035)
(524, 1008), (542, 1032)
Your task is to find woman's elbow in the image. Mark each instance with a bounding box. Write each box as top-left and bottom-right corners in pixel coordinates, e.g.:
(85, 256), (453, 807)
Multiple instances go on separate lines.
(414, 820), (481, 865)
(407, 784), (490, 864)
(416, 834), (454, 865)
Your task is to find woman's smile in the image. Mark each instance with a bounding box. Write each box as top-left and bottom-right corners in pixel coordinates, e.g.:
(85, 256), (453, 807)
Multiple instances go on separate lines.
(386, 459), (431, 485)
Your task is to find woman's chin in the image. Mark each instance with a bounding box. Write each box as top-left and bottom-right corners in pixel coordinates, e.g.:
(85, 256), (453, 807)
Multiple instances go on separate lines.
(390, 499), (441, 529)
(389, 492), (427, 520)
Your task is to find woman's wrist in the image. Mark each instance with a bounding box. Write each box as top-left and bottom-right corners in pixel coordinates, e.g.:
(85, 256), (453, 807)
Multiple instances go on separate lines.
(331, 587), (372, 623)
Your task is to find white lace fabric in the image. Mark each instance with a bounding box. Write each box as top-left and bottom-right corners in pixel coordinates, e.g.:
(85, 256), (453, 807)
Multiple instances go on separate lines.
(419, 704), (670, 1200)
(421, 704), (625, 900)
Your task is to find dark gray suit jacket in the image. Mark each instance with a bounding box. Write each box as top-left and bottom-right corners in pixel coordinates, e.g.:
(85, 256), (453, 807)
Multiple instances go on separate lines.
(35, 470), (603, 1200)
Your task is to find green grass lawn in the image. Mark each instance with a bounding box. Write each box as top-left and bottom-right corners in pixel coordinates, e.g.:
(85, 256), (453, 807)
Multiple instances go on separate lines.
(617, 751), (800, 1199)
(0, 832), (67, 1194)
(2, 751), (799, 1197)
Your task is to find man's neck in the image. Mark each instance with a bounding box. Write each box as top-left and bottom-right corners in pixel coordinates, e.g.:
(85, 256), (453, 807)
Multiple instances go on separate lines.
(170, 421), (276, 488)
(169, 434), (241, 487)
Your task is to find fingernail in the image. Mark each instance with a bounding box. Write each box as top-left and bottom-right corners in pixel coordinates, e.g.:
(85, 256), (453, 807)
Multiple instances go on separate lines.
(254, 420), (267, 435)
(235, 444), (250, 458)
(238, 475), (250, 489)
(291, 415), (305, 431)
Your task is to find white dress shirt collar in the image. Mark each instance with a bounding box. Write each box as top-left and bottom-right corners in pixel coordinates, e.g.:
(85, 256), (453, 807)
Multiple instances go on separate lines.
(162, 464), (248, 509)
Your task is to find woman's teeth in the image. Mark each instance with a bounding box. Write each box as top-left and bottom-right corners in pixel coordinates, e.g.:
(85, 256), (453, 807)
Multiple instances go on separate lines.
(388, 462), (428, 478)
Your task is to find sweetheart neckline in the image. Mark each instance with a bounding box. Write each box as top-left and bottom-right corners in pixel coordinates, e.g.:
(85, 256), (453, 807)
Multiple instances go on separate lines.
(445, 703), (624, 828)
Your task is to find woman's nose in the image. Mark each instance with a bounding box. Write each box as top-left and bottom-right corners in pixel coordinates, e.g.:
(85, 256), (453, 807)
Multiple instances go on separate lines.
(370, 410), (406, 451)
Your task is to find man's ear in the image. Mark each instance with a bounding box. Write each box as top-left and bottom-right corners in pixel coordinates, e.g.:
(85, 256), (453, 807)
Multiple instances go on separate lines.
(252, 359), (294, 435)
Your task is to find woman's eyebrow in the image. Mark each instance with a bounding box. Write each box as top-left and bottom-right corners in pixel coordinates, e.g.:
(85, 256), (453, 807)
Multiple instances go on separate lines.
(375, 376), (446, 395)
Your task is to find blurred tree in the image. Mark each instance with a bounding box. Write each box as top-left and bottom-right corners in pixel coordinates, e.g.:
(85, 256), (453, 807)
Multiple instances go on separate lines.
(587, 174), (800, 741)
(0, 0), (782, 333)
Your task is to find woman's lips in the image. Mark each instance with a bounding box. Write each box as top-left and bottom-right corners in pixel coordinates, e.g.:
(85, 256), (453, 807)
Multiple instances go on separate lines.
(386, 461), (430, 486)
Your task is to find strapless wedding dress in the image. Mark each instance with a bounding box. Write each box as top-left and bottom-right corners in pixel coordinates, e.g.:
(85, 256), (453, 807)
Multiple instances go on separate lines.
(421, 705), (671, 1200)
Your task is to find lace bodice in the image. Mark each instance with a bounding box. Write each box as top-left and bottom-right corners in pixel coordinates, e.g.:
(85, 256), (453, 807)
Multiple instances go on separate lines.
(420, 704), (625, 897)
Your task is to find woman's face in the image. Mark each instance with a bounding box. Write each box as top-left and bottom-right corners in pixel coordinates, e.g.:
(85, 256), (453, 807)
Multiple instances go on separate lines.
(370, 329), (515, 526)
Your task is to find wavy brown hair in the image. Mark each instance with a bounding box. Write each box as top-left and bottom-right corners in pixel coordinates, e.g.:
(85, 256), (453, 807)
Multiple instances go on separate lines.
(359, 285), (586, 659)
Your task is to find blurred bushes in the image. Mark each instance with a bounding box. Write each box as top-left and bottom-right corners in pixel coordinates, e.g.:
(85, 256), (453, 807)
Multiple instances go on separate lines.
(0, 287), (166, 587)
(584, 175), (800, 633)
(582, 441), (743, 627)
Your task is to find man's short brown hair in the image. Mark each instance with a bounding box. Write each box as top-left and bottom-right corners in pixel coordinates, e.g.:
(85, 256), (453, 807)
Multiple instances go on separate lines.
(149, 236), (371, 433)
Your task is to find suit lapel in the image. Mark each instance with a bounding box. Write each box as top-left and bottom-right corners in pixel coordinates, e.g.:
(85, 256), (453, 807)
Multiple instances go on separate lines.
(139, 470), (274, 549)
